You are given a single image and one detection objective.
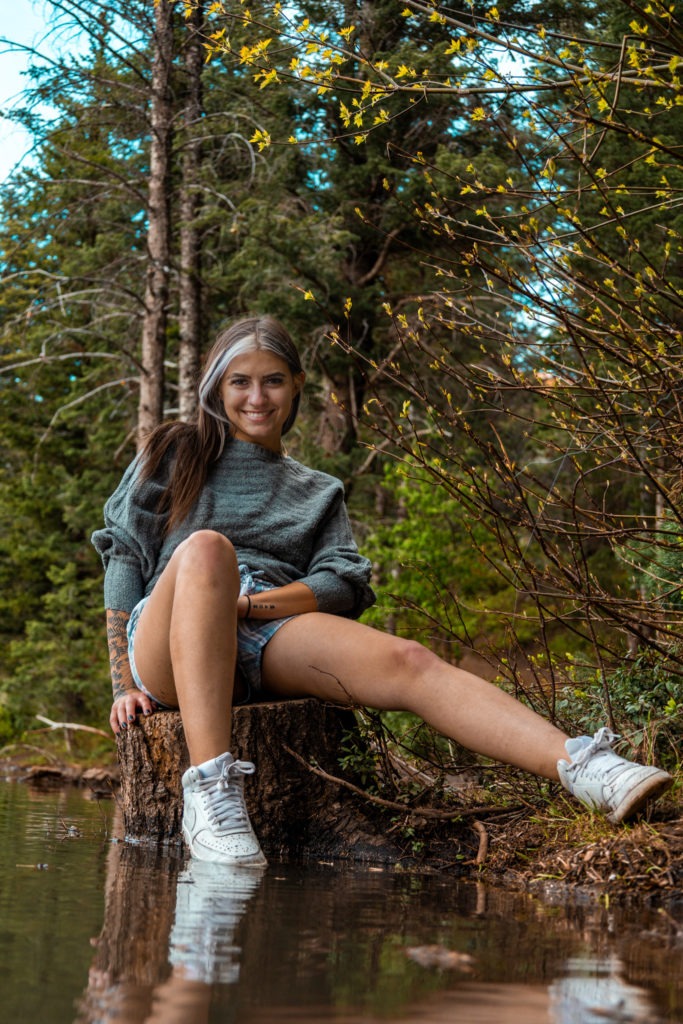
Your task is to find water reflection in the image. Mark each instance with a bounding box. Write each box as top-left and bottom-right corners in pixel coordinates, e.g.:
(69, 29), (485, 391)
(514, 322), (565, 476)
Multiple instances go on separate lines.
(550, 955), (654, 1023)
(170, 860), (267, 984)
(76, 841), (182, 1024)
(72, 833), (682, 1024)
(77, 844), (270, 1024)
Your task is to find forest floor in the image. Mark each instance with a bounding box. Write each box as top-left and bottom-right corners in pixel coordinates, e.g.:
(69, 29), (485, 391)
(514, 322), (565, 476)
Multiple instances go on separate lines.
(383, 775), (683, 905)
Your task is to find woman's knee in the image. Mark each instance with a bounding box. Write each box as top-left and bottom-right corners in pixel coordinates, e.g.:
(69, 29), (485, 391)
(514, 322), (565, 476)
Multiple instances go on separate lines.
(382, 636), (442, 706)
(174, 530), (240, 590)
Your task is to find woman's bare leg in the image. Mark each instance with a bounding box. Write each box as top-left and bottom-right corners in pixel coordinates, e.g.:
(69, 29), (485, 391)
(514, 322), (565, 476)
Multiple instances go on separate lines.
(262, 613), (567, 780)
(132, 530), (241, 765)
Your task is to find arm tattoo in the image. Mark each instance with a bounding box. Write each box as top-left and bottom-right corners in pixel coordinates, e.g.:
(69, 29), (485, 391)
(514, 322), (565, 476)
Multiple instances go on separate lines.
(106, 609), (135, 701)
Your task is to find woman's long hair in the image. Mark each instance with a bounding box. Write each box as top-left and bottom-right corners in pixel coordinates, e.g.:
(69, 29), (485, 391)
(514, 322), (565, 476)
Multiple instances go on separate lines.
(139, 316), (304, 533)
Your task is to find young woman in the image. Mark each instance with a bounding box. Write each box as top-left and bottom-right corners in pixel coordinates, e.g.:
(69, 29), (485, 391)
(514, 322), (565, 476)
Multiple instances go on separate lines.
(92, 316), (673, 867)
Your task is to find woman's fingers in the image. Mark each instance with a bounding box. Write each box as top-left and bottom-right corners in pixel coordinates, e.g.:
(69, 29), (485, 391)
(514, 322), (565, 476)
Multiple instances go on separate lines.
(109, 691), (156, 734)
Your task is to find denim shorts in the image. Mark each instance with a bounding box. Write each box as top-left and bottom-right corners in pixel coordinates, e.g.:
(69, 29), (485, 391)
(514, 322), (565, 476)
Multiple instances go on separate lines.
(127, 564), (293, 708)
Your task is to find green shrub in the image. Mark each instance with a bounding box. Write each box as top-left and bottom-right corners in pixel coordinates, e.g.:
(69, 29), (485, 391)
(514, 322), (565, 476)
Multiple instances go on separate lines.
(555, 650), (683, 768)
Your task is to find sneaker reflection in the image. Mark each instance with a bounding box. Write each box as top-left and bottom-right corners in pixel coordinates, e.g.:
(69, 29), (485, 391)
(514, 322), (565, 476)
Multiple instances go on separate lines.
(549, 954), (655, 1024)
(169, 859), (267, 985)
(77, 842), (265, 1024)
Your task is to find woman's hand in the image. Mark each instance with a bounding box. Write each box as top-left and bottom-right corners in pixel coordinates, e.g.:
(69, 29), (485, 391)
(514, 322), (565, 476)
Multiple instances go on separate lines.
(109, 689), (158, 735)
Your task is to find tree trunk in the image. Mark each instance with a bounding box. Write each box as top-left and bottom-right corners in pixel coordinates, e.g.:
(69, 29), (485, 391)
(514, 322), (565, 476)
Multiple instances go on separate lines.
(137, 0), (175, 445)
(317, 365), (363, 455)
(178, 1), (204, 422)
(116, 699), (403, 863)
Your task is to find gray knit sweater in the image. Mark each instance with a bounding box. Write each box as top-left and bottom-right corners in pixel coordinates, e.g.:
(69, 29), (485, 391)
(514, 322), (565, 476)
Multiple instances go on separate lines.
(91, 439), (375, 618)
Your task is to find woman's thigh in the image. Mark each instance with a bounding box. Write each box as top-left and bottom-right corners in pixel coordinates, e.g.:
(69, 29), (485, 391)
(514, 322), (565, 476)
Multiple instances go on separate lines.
(130, 531), (241, 704)
(129, 564), (181, 704)
(261, 612), (437, 710)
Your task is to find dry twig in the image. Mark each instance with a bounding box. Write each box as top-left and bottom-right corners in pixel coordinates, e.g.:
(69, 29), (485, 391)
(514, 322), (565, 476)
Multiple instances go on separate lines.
(283, 743), (519, 820)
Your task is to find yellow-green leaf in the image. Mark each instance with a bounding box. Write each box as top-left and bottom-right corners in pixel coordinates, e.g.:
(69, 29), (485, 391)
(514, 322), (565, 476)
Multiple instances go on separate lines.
(249, 128), (271, 150)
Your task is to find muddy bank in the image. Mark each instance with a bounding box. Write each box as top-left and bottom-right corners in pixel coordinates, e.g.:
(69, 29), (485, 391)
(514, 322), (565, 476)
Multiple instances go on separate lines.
(0, 755), (119, 796)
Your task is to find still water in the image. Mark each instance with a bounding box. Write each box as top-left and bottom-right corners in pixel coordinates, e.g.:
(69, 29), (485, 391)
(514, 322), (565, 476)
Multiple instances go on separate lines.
(1, 779), (682, 1024)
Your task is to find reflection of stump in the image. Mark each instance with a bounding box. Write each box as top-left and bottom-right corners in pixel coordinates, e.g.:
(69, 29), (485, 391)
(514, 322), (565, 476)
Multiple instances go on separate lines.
(117, 699), (402, 863)
(89, 838), (183, 985)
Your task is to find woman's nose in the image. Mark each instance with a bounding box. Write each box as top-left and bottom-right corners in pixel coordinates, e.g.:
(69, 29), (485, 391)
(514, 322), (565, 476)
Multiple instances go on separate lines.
(248, 383), (267, 405)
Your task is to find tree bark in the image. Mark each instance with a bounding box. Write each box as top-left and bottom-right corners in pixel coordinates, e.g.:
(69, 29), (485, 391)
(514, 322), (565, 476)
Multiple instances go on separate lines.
(137, 0), (175, 446)
(116, 699), (404, 863)
(178, 1), (205, 422)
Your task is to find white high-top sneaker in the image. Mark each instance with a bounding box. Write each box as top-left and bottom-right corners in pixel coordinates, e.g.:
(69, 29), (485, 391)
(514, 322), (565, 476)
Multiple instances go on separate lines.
(557, 728), (673, 824)
(182, 751), (267, 866)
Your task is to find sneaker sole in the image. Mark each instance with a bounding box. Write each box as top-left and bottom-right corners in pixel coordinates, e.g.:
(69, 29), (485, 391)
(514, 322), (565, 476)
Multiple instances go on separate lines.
(606, 770), (673, 825)
(182, 825), (268, 868)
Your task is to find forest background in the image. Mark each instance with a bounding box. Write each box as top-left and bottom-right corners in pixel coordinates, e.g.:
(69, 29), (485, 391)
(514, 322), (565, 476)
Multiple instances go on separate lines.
(0, 0), (682, 782)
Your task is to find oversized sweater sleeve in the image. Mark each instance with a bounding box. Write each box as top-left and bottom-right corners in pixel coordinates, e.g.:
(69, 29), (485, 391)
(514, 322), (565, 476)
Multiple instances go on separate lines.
(298, 483), (375, 619)
(91, 456), (170, 612)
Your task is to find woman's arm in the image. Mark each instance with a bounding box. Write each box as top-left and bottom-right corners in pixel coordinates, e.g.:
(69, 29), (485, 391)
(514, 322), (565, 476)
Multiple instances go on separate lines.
(237, 581), (318, 620)
(297, 490), (375, 619)
(92, 453), (170, 616)
(106, 608), (157, 734)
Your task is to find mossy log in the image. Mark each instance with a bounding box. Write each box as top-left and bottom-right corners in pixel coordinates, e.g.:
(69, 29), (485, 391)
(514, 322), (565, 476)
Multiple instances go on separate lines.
(116, 699), (403, 863)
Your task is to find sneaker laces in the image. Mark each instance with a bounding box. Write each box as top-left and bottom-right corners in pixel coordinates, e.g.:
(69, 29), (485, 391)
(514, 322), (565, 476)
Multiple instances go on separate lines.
(200, 759), (256, 835)
(568, 727), (619, 769)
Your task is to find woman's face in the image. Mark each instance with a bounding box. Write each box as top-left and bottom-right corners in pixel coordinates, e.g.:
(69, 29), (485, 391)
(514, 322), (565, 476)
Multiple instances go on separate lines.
(219, 349), (304, 452)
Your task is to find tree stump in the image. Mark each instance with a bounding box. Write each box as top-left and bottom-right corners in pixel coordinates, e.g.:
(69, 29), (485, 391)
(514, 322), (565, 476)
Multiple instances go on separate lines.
(116, 699), (404, 863)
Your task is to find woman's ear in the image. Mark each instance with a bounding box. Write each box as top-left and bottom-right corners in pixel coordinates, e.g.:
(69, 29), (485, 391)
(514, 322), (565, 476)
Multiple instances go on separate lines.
(294, 372), (306, 394)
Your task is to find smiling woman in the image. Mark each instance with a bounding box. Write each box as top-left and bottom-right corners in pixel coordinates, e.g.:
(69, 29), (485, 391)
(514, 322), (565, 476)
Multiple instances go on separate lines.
(91, 314), (673, 869)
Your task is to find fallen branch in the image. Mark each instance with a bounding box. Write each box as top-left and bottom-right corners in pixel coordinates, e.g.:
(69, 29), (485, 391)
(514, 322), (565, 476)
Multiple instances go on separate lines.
(35, 715), (111, 740)
(282, 744), (520, 820)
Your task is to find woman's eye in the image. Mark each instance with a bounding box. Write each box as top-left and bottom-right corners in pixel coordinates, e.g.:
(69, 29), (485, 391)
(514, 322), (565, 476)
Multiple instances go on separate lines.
(226, 375), (286, 388)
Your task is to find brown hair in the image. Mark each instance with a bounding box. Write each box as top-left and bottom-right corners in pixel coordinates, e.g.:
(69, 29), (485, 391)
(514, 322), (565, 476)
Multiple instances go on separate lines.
(139, 316), (303, 533)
